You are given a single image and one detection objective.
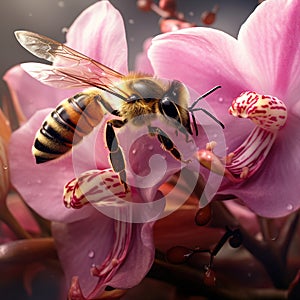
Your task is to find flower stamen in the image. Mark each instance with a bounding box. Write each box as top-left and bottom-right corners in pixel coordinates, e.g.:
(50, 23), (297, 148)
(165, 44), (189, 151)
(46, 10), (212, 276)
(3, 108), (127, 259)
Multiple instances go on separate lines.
(90, 208), (132, 286)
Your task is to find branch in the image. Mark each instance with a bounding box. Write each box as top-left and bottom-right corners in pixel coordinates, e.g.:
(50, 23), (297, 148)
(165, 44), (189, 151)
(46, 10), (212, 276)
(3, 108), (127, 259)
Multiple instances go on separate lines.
(148, 259), (287, 299)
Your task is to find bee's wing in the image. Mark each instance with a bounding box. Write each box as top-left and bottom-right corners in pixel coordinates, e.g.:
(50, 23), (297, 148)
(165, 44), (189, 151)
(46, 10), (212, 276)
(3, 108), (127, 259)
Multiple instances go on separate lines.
(15, 31), (127, 97)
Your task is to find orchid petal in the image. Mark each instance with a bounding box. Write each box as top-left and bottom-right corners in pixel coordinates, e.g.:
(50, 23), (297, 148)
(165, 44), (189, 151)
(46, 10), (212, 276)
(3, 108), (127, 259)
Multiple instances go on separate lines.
(3, 65), (75, 120)
(66, 0), (128, 74)
(8, 109), (97, 223)
(52, 215), (154, 298)
(220, 114), (300, 217)
(134, 38), (154, 75)
(238, 0), (300, 101)
(149, 27), (252, 104)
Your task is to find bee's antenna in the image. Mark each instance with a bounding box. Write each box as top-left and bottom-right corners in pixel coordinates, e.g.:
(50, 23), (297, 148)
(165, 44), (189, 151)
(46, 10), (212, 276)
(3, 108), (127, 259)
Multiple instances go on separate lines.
(188, 86), (224, 134)
(190, 107), (224, 129)
(189, 85), (221, 110)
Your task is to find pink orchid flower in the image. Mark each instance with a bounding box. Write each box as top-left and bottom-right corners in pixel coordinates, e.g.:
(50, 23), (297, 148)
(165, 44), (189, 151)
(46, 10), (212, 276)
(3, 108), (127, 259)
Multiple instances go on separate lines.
(3, 1), (188, 298)
(148, 0), (300, 218)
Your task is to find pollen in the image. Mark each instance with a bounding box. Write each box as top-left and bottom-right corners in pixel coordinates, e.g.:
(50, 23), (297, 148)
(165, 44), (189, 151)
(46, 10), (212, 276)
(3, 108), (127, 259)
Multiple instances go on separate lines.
(229, 91), (287, 132)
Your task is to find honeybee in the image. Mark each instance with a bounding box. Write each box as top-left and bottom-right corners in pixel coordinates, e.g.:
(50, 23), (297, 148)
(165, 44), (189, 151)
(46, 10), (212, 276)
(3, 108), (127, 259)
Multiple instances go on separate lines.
(15, 31), (223, 192)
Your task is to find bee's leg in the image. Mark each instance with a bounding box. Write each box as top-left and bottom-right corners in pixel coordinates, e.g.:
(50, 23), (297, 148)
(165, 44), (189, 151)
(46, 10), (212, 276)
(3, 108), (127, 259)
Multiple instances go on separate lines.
(178, 127), (194, 143)
(95, 95), (121, 117)
(106, 119), (129, 192)
(148, 125), (191, 164)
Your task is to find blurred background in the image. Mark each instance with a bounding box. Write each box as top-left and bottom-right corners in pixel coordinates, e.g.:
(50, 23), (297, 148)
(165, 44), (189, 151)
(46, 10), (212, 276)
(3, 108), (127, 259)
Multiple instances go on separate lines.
(0, 0), (260, 101)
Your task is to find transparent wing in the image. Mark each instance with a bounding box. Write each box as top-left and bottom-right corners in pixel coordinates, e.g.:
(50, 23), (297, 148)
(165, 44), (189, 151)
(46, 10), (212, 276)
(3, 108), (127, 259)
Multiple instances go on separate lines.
(15, 31), (126, 95)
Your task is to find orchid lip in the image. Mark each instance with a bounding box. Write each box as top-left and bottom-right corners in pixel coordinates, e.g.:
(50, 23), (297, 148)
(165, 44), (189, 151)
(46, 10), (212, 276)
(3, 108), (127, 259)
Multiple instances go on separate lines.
(226, 91), (287, 180)
(229, 91), (287, 132)
(198, 91), (288, 182)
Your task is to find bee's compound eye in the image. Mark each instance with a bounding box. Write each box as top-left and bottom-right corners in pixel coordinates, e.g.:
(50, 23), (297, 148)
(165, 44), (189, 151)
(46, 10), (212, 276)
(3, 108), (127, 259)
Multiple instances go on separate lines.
(161, 97), (179, 119)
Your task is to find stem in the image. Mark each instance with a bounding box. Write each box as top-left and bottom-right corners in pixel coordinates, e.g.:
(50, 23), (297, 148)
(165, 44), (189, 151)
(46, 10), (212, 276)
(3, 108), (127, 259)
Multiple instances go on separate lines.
(0, 203), (31, 239)
(150, 3), (171, 18)
(278, 211), (300, 260)
(215, 202), (299, 289)
(148, 259), (287, 299)
(0, 237), (57, 264)
(241, 230), (287, 289)
(258, 217), (272, 241)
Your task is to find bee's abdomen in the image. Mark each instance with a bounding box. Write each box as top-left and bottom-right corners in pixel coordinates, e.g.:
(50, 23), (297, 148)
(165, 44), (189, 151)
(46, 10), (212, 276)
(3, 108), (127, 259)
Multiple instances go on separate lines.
(33, 91), (104, 164)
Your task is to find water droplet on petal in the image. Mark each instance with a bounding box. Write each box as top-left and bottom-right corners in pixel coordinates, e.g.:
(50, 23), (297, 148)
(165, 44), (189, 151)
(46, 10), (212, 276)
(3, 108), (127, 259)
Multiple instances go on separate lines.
(148, 145), (154, 151)
(3, 165), (8, 170)
(88, 250), (95, 258)
(132, 149), (137, 155)
(286, 204), (294, 211)
(218, 97), (224, 103)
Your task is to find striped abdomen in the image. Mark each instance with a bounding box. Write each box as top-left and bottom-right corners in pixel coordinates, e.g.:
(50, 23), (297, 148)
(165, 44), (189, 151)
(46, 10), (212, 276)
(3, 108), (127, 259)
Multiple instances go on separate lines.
(33, 90), (104, 163)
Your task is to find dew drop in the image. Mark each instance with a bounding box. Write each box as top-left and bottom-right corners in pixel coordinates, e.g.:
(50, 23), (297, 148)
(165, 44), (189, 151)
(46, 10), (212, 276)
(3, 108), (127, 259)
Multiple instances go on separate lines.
(128, 19), (135, 25)
(88, 250), (95, 258)
(3, 165), (8, 170)
(148, 145), (154, 151)
(286, 204), (294, 211)
(132, 149), (137, 155)
(218, 97), (224, 103)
